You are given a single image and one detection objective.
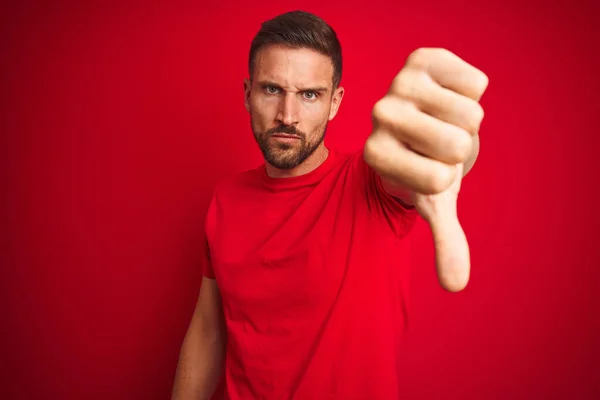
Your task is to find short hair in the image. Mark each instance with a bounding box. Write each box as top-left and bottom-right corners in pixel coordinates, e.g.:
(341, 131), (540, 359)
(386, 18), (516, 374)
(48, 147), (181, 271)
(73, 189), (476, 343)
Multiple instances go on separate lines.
(248, 10), (343, 88)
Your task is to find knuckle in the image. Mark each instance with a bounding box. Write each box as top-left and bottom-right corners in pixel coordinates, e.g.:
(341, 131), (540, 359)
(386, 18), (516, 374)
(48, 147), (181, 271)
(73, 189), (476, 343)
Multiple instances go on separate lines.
(372, 97), (408, 128)
(406, 48), (431, 70)
(456, 100), (484, 135)
(468, 102), (485, 133)
(447, 131), (472, 163)
(434, 47), (453, 59)
(363, 136), (376, 163)
(391, 72), (414, 99)
(425, 165), (453, 194)
(371, 99), (389, 125)
(391, 70), (429, 102)
(476, 71), (490, 95)
(365, 129), (387, 153)
(364, 134), (380, 157)
(364, 134), (389, 168)
(408, 47), (451, 69)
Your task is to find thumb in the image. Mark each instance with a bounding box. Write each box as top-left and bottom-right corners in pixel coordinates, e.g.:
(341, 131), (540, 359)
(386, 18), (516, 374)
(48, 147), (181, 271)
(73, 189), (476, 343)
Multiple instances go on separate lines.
(427, 200), (471, 292)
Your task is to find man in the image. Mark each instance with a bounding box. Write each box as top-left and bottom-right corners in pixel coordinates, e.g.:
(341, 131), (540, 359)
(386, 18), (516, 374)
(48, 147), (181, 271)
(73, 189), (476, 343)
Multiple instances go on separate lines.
(172, 10), (488, 400)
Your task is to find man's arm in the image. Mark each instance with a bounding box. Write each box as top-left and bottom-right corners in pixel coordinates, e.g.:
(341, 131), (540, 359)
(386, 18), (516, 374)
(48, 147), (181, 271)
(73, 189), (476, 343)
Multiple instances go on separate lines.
(171, 277), (226, 400)
(363, 48), (489, 292)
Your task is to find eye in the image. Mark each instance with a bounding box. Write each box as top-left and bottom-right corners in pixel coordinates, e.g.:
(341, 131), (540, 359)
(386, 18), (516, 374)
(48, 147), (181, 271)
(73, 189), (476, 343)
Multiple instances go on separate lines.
(264, 85), (280, 95)
(302, 91), (318, 100)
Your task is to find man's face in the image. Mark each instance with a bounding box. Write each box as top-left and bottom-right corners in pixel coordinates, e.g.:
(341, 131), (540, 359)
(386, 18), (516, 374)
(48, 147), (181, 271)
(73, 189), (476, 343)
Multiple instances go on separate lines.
(244, 44), (344, 170)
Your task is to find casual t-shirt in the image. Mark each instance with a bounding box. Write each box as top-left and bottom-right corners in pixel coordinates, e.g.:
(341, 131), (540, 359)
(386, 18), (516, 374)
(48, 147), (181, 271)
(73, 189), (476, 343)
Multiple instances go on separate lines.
(202, 147), (419, 399)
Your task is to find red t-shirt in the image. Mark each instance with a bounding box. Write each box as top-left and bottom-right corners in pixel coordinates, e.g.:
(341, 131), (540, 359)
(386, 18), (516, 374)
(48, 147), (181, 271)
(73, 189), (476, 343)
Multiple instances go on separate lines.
(202, 147), (419, 399)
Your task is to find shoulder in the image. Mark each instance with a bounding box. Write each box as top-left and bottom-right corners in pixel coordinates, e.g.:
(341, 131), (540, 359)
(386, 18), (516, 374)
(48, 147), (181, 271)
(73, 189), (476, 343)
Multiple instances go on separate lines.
(211, 163), (265, 199)
(204, 164), (263, 235)
(343, 146), (419, 236)
(327, 147), (364, 175)
(333, 146), (380, 184)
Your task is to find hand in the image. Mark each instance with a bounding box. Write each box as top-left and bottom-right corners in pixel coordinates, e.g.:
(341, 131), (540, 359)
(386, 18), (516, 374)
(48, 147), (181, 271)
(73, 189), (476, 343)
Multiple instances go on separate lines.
(363, 48), (489, 292)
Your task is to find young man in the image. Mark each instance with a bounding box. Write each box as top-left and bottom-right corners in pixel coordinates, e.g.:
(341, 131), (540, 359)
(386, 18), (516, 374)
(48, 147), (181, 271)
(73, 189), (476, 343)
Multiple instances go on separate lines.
(172, 10), (488, 400)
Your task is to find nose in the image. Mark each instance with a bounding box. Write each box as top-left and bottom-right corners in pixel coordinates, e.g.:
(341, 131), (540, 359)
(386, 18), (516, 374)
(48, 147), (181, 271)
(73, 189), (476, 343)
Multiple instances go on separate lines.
(276, 92), (299, 126)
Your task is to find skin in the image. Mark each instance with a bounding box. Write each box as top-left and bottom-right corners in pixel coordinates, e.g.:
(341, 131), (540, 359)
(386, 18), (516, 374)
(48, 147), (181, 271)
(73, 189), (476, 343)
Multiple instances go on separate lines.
(244, 44), (344, 178)
(365, 47), (488, 291)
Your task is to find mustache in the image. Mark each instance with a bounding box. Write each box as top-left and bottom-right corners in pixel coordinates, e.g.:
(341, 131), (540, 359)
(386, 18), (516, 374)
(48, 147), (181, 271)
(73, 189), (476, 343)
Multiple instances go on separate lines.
(265, 125), (304, 137)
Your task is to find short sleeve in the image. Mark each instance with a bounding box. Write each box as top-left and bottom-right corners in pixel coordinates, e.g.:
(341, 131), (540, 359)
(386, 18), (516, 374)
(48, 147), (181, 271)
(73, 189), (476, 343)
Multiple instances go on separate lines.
(353, 149), (419, 239)
(201, 192), (217, 279)
(200, 235), (215, 279)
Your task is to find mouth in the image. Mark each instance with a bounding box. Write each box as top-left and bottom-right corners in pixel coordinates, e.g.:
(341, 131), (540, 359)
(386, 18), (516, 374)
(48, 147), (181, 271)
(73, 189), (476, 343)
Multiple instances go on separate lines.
(271, 133), (301, 141)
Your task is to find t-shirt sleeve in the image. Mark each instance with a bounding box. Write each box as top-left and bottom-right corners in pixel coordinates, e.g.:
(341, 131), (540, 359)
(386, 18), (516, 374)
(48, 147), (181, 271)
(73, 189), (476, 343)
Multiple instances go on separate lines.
(201, 192), (217, 279)
(352, 148), (419, 239)
(200, 234), (215, 279)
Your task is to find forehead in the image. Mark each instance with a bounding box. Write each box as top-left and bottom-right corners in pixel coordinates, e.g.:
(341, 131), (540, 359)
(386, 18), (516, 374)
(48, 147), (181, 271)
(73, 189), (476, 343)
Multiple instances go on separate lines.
(253, 44), (333, 88)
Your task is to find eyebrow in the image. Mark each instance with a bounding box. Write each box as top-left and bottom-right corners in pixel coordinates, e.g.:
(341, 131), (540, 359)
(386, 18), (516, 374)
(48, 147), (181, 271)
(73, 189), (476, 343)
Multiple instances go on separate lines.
(259, 80), (329, 93)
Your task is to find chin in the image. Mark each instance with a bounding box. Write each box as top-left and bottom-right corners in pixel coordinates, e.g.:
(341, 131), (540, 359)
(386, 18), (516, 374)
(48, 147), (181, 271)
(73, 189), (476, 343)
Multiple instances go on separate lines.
(267, 152), (302, 170)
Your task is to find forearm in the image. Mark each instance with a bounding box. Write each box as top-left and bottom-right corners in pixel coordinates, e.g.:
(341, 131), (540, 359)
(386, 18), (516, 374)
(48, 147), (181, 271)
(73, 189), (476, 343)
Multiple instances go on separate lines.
(171, 322), (225, 400)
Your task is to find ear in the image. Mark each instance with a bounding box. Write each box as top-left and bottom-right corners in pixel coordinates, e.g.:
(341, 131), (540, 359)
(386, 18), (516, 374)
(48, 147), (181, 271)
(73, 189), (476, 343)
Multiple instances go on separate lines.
(328, 86), (345, 121)
(244, 78), (252, 113)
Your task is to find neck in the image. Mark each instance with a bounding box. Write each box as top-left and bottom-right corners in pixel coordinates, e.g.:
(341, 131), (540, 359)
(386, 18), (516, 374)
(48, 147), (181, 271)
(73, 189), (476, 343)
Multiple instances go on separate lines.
(265, 144), (329, 178)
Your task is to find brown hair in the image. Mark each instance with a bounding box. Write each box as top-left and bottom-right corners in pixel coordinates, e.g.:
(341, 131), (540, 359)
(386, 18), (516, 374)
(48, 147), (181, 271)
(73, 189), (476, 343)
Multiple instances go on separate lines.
(248, 10), (343, 88)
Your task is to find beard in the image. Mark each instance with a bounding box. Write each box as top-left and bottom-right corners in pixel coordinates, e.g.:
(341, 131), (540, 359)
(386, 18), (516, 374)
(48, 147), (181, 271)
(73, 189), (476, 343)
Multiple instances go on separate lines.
(252, 120), (328, 170)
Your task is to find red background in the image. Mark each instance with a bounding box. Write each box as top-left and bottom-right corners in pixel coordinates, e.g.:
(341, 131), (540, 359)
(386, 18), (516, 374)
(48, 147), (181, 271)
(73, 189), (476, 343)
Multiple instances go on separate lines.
(2, 0), (599, 399)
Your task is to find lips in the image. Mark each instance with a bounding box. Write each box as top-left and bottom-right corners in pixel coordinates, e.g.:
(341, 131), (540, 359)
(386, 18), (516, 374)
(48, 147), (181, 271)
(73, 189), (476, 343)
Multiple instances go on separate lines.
(272, 133), (301, 139)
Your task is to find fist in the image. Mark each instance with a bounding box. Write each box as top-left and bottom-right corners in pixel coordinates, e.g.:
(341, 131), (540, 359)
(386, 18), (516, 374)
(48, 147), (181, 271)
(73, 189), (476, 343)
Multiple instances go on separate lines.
(364, 47), (489, 195)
